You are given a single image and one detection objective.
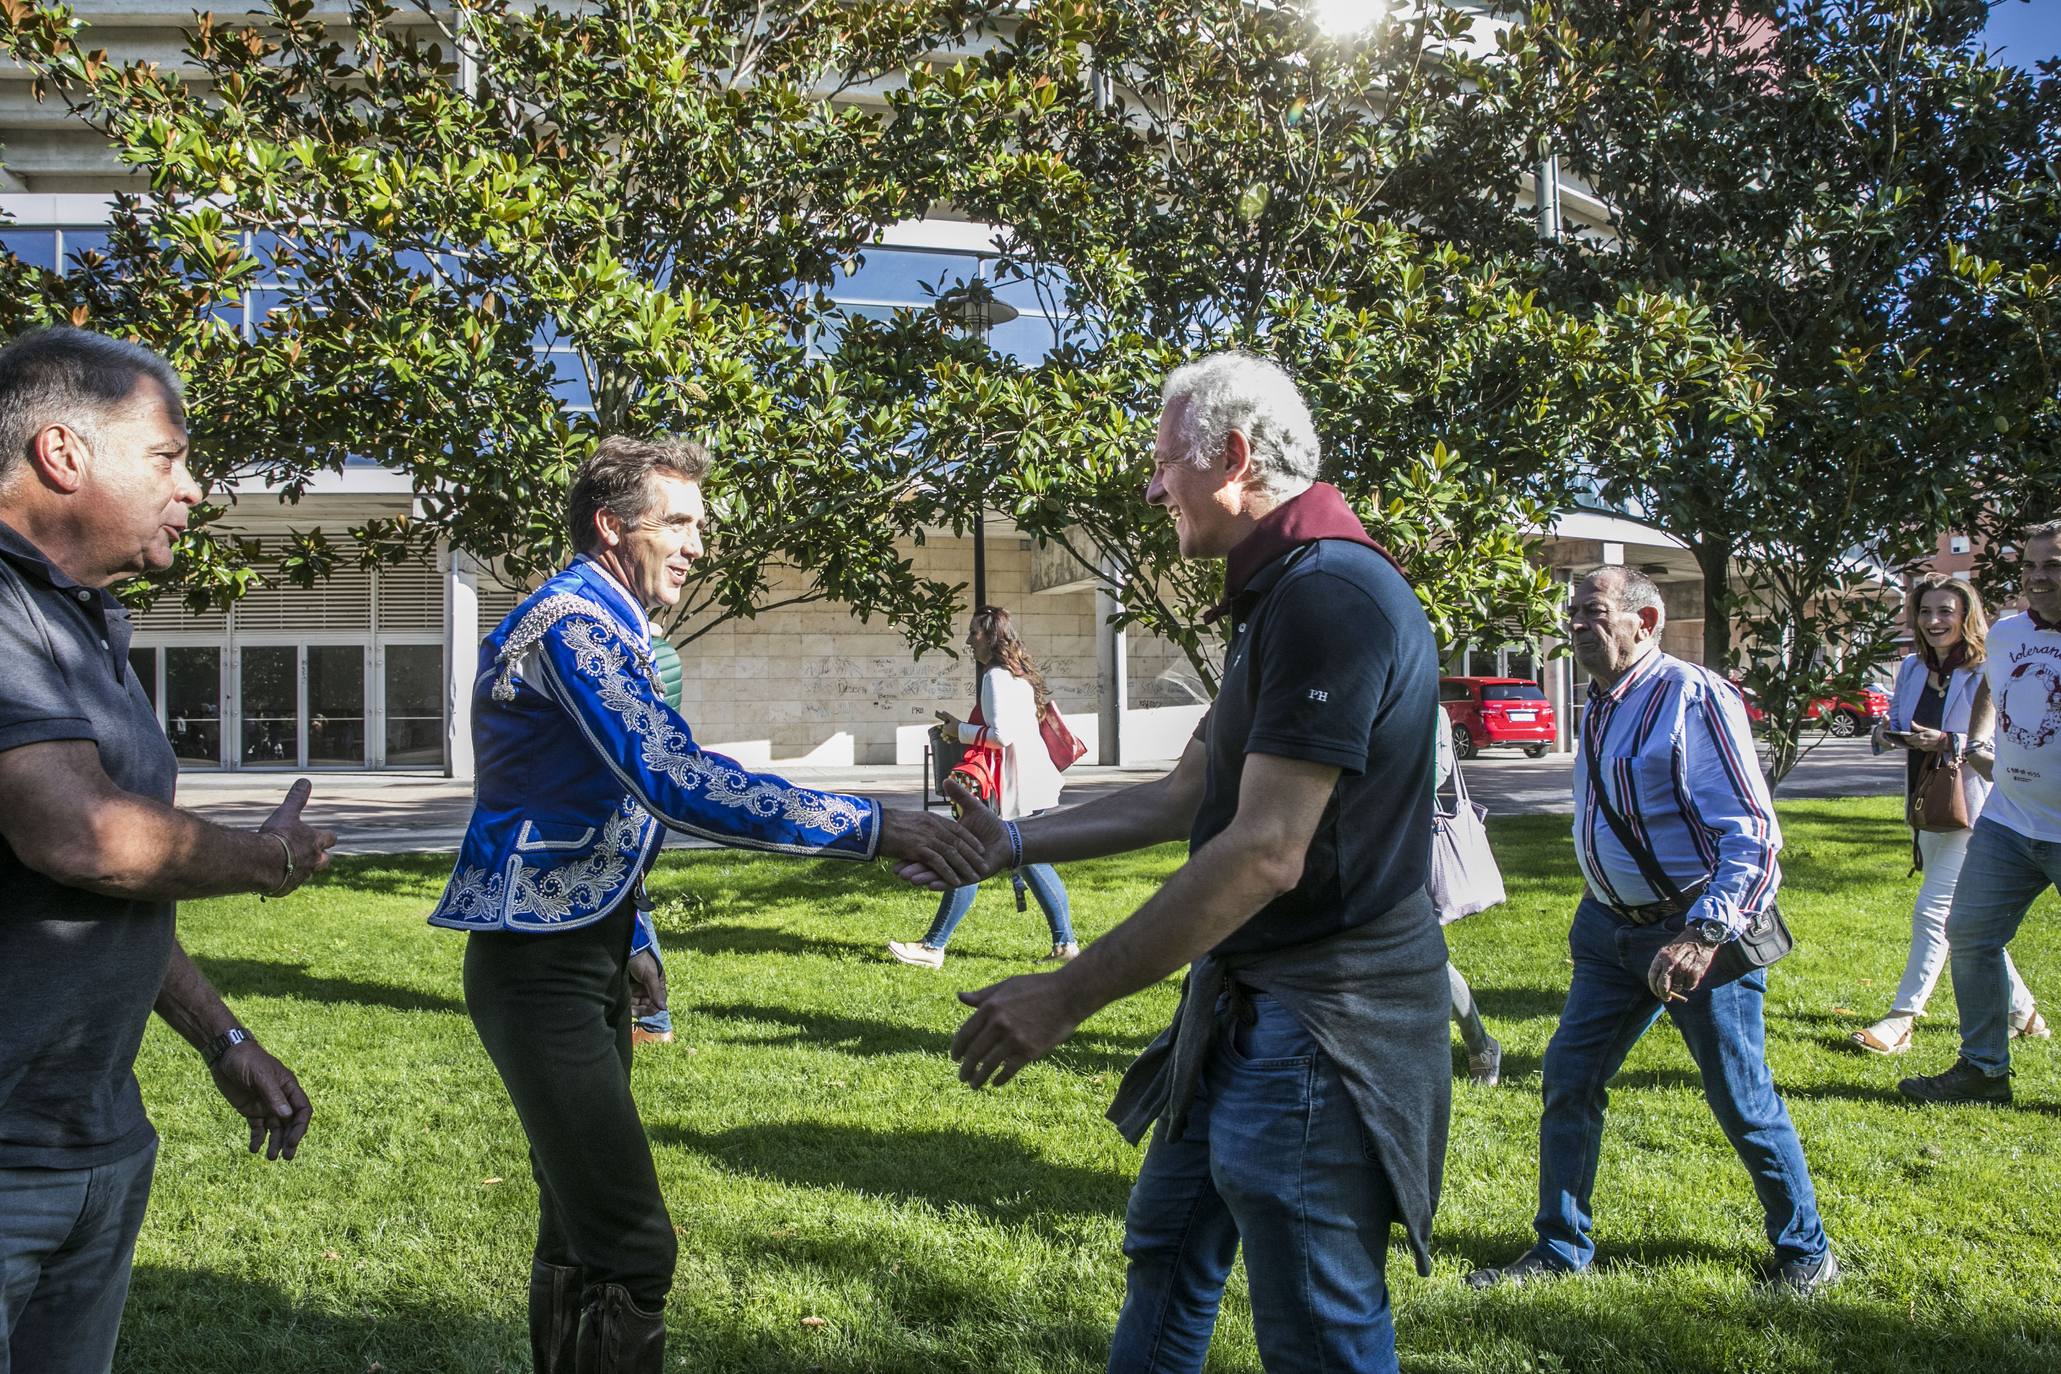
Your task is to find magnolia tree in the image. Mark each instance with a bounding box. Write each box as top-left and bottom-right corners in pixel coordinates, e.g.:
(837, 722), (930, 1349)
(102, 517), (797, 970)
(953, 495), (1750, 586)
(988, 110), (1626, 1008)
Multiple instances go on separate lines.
(1535, 0), (2059, 782)
(889, 0), (1770, 683)
(1, 0), (1774, 682)
(0, 0), (998, 644)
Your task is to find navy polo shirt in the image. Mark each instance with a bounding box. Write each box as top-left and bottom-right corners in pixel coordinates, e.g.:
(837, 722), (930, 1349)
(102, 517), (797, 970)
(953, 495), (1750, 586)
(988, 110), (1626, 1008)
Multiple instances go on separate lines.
(0, 519), (178, 1168)
(1193, 539), (1439, 957)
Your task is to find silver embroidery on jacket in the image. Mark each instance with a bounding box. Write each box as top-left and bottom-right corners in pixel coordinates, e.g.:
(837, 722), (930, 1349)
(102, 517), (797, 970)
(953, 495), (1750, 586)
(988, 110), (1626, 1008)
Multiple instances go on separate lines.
(435, 800), (650, 926)
(556, 615), (869, 835)
(492, 592), (650, 702)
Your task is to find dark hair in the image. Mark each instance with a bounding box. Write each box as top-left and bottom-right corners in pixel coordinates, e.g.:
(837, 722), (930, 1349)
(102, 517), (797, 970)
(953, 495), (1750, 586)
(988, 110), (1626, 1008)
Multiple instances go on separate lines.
(0, 327), (184, 489)
(970, 605), (1052, 715)
(566, 435), (712, 553)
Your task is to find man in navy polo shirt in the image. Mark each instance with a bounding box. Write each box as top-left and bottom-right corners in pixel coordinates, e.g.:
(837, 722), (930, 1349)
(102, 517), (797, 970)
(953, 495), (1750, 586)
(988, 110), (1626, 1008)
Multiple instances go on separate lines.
(0, 327), (336, 1374)
(908, 351), (1450, 1374)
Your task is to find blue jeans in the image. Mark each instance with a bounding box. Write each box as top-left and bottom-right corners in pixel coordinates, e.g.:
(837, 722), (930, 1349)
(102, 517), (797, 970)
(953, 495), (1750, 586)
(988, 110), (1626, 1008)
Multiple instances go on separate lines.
(923, 862), (1073, 949)
(1106, 993), (1399, 1374)
(1948, 816), (2059, 1075)
(0, 1138), (158, 1374)
(1533, 898), (1826, 1271)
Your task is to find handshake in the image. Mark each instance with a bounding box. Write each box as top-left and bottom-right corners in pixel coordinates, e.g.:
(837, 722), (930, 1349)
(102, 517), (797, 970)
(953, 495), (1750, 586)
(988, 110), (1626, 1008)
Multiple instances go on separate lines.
(876, 777), (1011, 890)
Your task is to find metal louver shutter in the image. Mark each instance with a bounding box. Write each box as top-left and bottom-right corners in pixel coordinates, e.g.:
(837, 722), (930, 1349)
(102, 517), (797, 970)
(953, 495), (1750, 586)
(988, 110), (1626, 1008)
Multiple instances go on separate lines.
(376, 555), (445, 630)
(234, 548), (374, 633)
(474, 573), (531, 634)
(130, 594), (229, 635)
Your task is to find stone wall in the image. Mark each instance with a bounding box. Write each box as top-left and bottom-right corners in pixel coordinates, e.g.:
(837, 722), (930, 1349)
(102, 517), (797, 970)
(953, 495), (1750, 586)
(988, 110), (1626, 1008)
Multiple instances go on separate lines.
(668, 535), (1101, 765)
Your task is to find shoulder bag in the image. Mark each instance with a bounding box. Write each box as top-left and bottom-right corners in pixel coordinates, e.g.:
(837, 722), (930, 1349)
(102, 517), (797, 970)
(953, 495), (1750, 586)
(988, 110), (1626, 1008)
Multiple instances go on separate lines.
(1039, 700), (1089, 771)
(1582, 727), (1793, 983)
(1428, 754), (1505, 924)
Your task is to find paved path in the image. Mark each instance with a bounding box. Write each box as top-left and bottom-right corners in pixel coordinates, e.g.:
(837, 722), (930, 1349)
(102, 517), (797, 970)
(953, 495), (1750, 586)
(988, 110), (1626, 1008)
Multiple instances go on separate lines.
(175, 738), (1902, 855)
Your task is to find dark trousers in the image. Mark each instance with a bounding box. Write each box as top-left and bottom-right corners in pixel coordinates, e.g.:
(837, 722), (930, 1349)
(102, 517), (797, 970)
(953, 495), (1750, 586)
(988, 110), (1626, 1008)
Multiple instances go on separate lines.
(0, 1139), (157, 1374)
(464, 902), (677, 1308)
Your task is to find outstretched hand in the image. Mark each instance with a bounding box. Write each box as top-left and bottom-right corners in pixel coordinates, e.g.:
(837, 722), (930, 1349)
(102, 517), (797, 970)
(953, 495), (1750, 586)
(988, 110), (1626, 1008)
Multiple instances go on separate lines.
(878, 781), (1007, 889)
(952, 972), (1083, 1089)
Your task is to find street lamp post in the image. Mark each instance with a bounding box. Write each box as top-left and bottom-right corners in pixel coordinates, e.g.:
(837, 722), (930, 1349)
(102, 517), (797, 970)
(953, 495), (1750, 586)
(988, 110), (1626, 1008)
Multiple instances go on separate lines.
(935, 281), (1019, 614)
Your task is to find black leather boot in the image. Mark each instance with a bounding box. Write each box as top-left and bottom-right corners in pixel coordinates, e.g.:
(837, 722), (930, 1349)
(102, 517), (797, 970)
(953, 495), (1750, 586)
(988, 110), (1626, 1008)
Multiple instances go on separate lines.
(529, 1260), (582, 1374)
(574, 1283), (666, 1374)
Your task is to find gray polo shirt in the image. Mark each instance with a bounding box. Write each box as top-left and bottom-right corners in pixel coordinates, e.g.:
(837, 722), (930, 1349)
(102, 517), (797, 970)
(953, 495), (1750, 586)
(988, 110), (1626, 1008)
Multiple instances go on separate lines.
(0, 519), (178, 1169)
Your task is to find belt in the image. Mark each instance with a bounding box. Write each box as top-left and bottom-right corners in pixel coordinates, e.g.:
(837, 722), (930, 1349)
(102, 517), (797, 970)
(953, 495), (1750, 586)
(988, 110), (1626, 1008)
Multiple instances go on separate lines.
(1591, 878), (1710, 926)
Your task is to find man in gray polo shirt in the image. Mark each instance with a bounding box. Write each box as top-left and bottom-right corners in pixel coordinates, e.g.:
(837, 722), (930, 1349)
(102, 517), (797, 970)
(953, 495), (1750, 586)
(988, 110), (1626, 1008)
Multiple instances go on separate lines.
(0, 327), (337, 1374)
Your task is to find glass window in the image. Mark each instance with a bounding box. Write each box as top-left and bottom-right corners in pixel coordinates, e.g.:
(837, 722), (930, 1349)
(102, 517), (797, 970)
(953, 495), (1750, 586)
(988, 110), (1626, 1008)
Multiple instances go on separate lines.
(60, 229), (112, 266)
(1, 230), (58, 270)
(1503, 650), (1537, 683)
(988, 314), (1059, 366)
(384, 644), (445, 767)
(240, 646), (297, 765)
(834, 249), (981, 306)
(1438, 680), (1471, 702)
(128, 647), (158, 712)
(989, 263), (1073, 312)
(1483, 683), (1547, 701)
(307, 645), (366, 765)
(165, 647), (222, 765)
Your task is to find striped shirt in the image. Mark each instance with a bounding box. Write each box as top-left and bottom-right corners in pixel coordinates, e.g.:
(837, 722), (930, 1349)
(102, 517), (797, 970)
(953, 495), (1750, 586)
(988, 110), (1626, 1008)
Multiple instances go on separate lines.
(1573, 649), (1781, 938)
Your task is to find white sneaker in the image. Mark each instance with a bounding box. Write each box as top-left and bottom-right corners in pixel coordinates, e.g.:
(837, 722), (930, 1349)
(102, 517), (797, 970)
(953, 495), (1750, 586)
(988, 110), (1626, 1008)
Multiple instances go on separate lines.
(2011, 1005), (2051, 1040)
(887, 940), (945, 969)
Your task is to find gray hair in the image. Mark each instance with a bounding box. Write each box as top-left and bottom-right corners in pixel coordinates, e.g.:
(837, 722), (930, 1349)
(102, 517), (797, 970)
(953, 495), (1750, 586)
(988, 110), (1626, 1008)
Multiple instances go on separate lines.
(566, 434), (712, 553)
(2022, 519), (2061, 546)
(1160, 351), (1321, 499)
(1580, 565), (1666, 629)
(0, 327), (184, 490)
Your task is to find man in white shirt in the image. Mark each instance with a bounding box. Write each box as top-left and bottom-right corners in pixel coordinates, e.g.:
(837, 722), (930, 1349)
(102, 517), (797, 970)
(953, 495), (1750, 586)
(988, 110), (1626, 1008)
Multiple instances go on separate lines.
(1901, 520), (2061, 1105)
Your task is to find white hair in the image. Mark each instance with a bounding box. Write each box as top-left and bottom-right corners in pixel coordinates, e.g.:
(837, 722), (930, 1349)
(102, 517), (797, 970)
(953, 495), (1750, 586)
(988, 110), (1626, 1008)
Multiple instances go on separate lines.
(1160, 351), (1321, 499)
(1583, 565), (1667, 630)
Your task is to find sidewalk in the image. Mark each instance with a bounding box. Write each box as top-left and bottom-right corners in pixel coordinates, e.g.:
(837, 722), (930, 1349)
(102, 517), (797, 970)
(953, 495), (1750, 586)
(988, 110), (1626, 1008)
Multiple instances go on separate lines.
(175, 738), (1904, 855)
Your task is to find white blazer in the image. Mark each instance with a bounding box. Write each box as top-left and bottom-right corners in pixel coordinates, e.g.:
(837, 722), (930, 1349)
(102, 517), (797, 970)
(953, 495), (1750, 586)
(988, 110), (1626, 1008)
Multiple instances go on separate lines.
(1883, 652), (1992, 819)
(978, 668), (1064, 818)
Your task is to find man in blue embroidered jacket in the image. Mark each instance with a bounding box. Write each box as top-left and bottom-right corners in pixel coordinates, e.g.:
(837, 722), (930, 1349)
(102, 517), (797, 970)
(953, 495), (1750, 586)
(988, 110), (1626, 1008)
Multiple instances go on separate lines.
(1465, 566), (1837, 1297)
(430, 435), (986, 1374)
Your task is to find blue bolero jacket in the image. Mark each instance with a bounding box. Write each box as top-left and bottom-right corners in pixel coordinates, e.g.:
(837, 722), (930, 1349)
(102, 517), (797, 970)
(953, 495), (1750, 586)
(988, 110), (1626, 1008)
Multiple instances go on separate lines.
(427, 556), (880, 953)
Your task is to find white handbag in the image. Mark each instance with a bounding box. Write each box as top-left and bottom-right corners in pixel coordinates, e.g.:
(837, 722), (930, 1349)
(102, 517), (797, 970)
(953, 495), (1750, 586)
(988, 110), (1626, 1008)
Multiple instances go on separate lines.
(1429, 754), (1505, 925)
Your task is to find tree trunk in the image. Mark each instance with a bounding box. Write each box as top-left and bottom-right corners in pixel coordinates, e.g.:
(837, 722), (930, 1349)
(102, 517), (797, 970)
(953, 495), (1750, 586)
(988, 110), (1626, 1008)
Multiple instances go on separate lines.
(1693, 536), (1732, 671)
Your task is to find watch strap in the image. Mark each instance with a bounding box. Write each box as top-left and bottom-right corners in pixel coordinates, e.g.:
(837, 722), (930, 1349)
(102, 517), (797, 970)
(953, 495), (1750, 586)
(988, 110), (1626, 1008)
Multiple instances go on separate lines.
(202, 1026), (251, 1068)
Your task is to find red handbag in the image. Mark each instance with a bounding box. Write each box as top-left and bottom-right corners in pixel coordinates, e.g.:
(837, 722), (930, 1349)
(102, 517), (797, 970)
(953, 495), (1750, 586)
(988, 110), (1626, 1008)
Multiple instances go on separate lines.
(1040, 701), (1088, 771)
(947, 704), (1003, 805)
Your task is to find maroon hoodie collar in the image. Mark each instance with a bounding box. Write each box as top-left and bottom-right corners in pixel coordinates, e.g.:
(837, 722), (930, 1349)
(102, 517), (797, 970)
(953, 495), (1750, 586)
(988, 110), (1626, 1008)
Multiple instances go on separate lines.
(2028, 605), (2061, 633)
(1201, 483), (1402, 625)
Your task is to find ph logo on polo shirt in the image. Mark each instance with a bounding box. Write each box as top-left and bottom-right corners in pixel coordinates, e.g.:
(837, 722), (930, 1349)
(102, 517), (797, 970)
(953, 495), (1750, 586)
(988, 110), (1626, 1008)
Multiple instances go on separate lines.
(1308, 689), (1329, 703)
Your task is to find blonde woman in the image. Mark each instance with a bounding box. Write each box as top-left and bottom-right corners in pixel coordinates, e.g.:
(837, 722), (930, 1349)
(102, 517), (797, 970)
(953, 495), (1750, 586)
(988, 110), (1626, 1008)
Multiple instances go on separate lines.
(1852, 575), (2047, 1053)
(889, 606), (1076, 966)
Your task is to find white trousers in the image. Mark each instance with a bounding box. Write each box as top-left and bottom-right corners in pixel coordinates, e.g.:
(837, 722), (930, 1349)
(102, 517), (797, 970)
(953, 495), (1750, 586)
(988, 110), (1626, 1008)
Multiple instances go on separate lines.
(1893, 826), (2034, 1017)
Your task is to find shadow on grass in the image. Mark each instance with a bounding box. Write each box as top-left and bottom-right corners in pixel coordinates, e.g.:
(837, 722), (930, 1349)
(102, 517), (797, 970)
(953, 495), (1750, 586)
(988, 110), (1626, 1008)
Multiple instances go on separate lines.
(651, 1120), (1135, 1226)
(120, 1265), (518, 1372)
(1437, 1271), (2061, 1373)
(1465, 983), (1573, 1022)
(689, 1000), (1154, 1075)
(188, 956), (463, 1015)
(1434, 1226), (1754, 1276)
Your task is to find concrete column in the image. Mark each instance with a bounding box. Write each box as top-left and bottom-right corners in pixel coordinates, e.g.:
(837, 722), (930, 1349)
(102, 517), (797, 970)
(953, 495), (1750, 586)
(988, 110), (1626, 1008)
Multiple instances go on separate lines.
(1544, 568), (1577, 753)
(444, 545), (479, 781)
(1095, 559), (1127, 766)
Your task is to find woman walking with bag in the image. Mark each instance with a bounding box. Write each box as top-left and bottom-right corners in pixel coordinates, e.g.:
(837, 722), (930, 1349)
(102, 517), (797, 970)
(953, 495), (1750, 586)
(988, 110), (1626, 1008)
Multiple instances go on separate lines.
(889, 606), (1077, 967)
(1851, 575), (2047, 1054)
(1434, 708), (1504, 1083)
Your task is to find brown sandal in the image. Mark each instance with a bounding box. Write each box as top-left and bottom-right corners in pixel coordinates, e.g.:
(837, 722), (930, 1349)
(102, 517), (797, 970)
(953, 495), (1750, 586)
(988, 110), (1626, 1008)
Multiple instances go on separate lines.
(1849, 1018), (1913, 1055)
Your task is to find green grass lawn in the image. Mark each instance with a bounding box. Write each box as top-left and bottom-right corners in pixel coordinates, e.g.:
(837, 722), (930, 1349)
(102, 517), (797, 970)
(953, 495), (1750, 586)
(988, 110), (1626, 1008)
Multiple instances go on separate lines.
(122, 796), (2061, 1373)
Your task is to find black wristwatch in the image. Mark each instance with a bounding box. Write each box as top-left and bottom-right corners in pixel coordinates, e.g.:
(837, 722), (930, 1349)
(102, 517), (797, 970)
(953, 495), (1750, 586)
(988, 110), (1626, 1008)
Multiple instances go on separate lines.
(1689, 918), (1730, 946)
(202, 1026), (252, 1068)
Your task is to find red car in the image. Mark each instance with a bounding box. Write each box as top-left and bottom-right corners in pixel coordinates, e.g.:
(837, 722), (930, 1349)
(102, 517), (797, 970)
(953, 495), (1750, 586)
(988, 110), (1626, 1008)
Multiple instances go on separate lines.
(1727, 679), (1890, 738)
(1440, 677), (1556, 759)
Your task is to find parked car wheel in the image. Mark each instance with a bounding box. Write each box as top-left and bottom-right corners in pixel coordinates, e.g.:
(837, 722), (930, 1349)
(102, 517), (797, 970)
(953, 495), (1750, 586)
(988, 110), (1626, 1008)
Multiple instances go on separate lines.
(1524, 744), (1549, 759)
(1827, 709), (1863, 739)
(1451, 721), (1478, 760)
